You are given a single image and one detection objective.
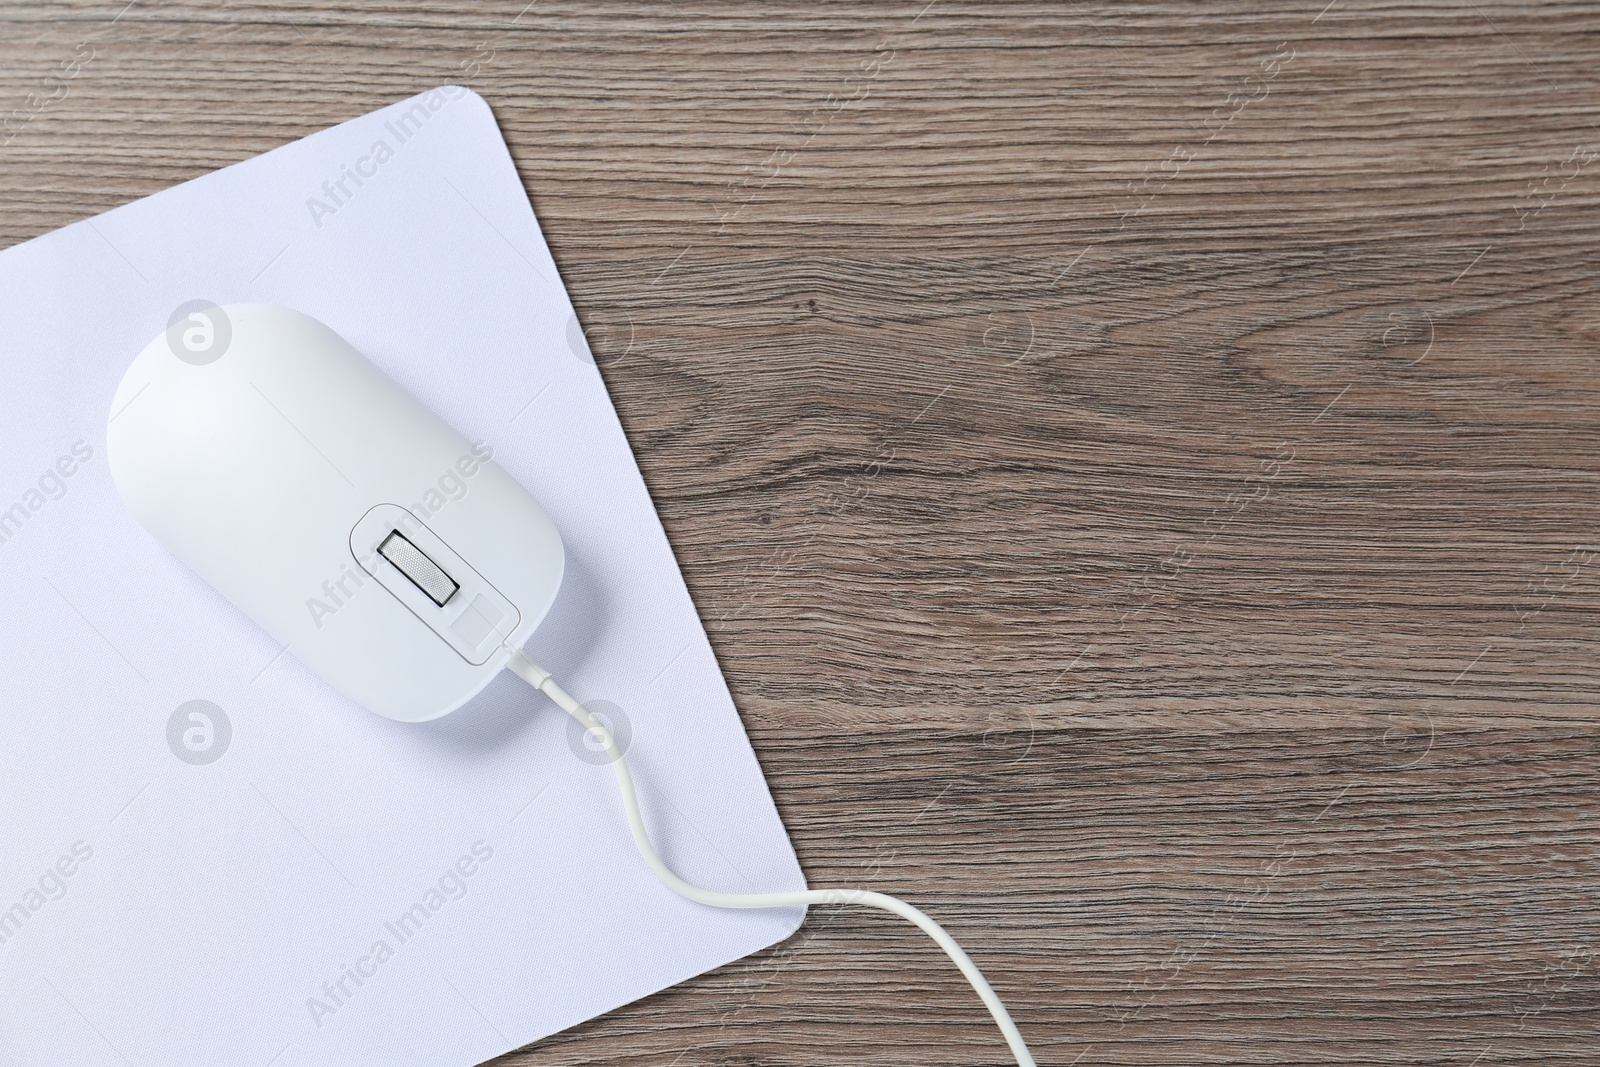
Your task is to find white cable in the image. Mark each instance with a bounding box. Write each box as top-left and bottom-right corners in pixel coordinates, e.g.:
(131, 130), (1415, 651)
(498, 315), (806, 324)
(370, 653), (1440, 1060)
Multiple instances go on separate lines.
(506, 648), (1037, 1067)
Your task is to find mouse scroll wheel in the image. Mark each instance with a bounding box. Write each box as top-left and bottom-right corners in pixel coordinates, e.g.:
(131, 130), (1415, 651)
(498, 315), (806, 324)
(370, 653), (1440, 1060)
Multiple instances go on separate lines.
(377, 530), (460, 607)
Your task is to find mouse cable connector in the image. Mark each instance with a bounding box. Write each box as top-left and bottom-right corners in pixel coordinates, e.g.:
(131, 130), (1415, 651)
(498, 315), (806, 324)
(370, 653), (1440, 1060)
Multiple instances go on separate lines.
(506, 648), (1037, 1067)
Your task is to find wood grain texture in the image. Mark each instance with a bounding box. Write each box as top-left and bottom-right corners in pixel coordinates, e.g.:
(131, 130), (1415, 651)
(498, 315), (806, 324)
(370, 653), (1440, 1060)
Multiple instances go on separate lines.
(4, 1), (1598, 1064)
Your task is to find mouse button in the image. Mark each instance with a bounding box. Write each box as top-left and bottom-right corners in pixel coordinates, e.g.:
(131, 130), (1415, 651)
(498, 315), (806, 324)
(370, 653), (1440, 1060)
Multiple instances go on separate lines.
(450, 594), (504, 651)
(350, 504), (520, 667)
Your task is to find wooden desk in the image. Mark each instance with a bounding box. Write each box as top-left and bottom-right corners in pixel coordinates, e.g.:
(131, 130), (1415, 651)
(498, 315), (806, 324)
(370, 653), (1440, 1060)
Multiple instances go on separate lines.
(3, 2), (1596, 1064)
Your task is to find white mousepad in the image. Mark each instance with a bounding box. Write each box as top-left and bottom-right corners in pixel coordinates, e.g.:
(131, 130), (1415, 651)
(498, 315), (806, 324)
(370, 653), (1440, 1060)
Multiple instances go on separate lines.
(0, 86), (805, 1067)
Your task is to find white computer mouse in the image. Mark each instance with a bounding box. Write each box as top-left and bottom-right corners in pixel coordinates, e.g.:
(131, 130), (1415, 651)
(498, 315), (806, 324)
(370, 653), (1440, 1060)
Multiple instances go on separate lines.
(107, 303), (564, 722)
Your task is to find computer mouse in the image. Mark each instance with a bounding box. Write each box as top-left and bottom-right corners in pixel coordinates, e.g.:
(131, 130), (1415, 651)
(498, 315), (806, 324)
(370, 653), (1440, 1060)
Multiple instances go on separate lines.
(107, 303), (564, 722)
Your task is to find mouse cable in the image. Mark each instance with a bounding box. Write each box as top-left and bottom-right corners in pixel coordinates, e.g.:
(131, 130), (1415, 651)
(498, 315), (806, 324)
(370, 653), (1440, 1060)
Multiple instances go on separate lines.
(506, 649), (1037, 1067)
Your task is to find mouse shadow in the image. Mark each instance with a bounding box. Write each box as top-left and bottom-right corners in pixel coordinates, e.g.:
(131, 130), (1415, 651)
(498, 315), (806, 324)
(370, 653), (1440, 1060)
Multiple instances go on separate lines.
(407, 542), (610, 753)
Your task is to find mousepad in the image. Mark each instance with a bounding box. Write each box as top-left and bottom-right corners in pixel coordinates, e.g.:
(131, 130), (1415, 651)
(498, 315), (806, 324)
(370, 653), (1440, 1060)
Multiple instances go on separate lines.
(0, 86), (806, 1067)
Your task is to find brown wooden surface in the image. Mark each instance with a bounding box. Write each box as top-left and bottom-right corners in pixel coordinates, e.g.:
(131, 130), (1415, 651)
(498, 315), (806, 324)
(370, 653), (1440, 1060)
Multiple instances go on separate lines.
(5, 2), (1599, 1065)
